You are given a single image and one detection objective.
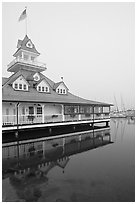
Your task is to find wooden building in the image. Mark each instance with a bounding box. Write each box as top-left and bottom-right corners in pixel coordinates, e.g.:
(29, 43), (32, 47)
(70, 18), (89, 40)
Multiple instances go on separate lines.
(2, 35), (112, 141)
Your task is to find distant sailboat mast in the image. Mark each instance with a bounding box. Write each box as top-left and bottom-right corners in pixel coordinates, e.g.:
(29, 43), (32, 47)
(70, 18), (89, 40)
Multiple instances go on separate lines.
(120, 95), (126, 112)
(114, 95), (119, 112)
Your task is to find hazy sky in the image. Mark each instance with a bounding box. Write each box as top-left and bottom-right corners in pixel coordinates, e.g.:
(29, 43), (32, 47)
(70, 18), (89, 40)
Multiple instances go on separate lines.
(2, 2), (135, 109)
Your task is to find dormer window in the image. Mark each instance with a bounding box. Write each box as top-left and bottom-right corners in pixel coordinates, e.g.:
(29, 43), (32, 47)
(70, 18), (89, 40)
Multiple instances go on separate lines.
(38, 86), (41, 92)
(55, 82), (68, 95)
(56, 88), (67, 95)
(19, 84), (22, 90)
(24, 84), (27, 90)
(37, 79), (50, 93)
(14, 83), (18, 89)
(37, 86), (49, 93)
(12, 75), (29, 91)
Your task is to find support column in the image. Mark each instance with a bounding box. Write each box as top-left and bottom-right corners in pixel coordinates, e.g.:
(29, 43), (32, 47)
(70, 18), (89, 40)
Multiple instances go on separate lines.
(15, 102), (20, 168)
(61, 105), (65, 122)
(78, 106), (81, 120)
(41, 104), (45, 123)
(78, 114), (81, 121)
(21, 51), (23, 59)
(93, 106), (95, 127)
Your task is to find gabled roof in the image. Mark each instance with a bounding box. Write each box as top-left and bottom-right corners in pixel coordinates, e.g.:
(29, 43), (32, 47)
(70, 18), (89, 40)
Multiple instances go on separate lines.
(53, 81), (69, 90)
(2, 70), (33, 88)
(36, 78), (52, 88)
(7, 74), (30, 86)
(2, 70), (112, 106)
(13, 35), (40, 57)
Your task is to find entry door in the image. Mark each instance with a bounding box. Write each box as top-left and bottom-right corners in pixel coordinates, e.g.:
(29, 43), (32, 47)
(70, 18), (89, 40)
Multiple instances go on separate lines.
(29, 106), (34, 115)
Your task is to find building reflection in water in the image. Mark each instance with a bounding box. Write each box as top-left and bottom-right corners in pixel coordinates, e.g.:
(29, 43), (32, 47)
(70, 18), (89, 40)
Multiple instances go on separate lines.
(2, 128), (113, 201)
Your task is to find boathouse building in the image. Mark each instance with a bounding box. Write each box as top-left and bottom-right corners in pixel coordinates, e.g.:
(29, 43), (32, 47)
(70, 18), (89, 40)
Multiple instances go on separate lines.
(2, 35), (112, 141)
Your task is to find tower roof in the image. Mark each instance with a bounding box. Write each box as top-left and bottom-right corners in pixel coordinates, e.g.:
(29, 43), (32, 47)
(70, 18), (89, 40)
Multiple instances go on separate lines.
(13, 35), (40, 57)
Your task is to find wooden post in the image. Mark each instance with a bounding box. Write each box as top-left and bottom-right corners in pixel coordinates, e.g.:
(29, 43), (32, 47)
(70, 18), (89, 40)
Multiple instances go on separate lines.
(62, 105), (65, 122)
(78, 105), (81, 121)
(93, 106), (94, 127)
(42, 104), (45, 123)
(16, 102), (20, 168)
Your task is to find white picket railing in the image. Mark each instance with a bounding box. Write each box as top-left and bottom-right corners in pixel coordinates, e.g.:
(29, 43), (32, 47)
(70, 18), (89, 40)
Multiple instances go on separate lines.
(7, 57), (46, 69)
(2, 113), (110, 126)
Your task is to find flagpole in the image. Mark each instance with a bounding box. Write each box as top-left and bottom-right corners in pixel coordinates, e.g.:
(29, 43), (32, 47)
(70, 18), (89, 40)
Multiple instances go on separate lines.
(25, 6), (27, 35)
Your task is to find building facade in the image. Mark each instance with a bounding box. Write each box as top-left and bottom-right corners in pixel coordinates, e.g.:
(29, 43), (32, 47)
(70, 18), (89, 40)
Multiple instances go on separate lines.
(2, 35), (112, 135)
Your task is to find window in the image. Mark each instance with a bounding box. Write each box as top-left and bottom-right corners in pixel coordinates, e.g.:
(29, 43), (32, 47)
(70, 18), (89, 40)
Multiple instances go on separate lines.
(14, 83), (18, 89)
(29, 106), (34, 115)
(57, 88), (59, 93)
(37, 106), (42, 115)
(24, 54), (29, 60)
(31, 56), (35, 61)
(60, 89), (62, 94)
(64, 106), (79, 114)
(63, 89), (66, 94)
(38, 86), (41, 92)
(22, 107), (25, 115)
(24, 84), (27, 90)
(45, 87), (48, 92)
(19, 84), (22, 90)
(42, 87), (44, 92)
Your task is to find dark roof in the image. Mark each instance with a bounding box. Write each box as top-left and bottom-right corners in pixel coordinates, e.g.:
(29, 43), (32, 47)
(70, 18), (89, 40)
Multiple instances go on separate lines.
(53, 81), (68, 90)
(13, 35), (40, 56)
(2, 70), (112, 106)
(26, 72), (36, 81)
(2, 77), (8, 85)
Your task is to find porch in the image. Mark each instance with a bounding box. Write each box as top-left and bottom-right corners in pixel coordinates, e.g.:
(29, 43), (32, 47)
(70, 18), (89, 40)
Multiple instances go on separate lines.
(2, 113), (110, 126)
(2, 102), (110, 126)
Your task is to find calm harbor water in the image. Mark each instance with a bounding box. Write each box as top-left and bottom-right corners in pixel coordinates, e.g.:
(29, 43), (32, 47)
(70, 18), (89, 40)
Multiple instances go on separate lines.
(2, 118), (135, 202)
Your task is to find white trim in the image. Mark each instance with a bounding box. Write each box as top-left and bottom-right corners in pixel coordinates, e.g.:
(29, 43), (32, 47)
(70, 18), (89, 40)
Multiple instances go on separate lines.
(2, 119), (110, 131)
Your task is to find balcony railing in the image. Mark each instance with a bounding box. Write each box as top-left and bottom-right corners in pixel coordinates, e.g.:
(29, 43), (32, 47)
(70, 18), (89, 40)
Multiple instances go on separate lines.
(7, 57), (46, 69)
(2, 113), (110, 126)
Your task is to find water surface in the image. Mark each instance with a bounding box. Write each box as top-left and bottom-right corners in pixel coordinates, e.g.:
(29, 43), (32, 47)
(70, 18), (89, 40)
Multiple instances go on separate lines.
(2, 118), (135, 202)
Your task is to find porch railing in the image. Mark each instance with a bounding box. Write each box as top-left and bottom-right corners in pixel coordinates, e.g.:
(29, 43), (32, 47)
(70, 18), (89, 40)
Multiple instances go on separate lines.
(2, 113), (110, 126)
(7, 57), (46, 69)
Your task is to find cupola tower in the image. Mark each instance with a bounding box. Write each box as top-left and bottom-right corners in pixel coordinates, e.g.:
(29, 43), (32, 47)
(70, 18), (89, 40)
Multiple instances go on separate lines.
(7, 35), (47, 73)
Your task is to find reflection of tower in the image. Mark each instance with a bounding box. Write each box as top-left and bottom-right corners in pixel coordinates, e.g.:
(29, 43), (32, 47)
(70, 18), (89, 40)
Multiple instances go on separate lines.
(57, 157), (70, 174)
(121, 119), (127, 143)
(42, 141), (46, 158)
